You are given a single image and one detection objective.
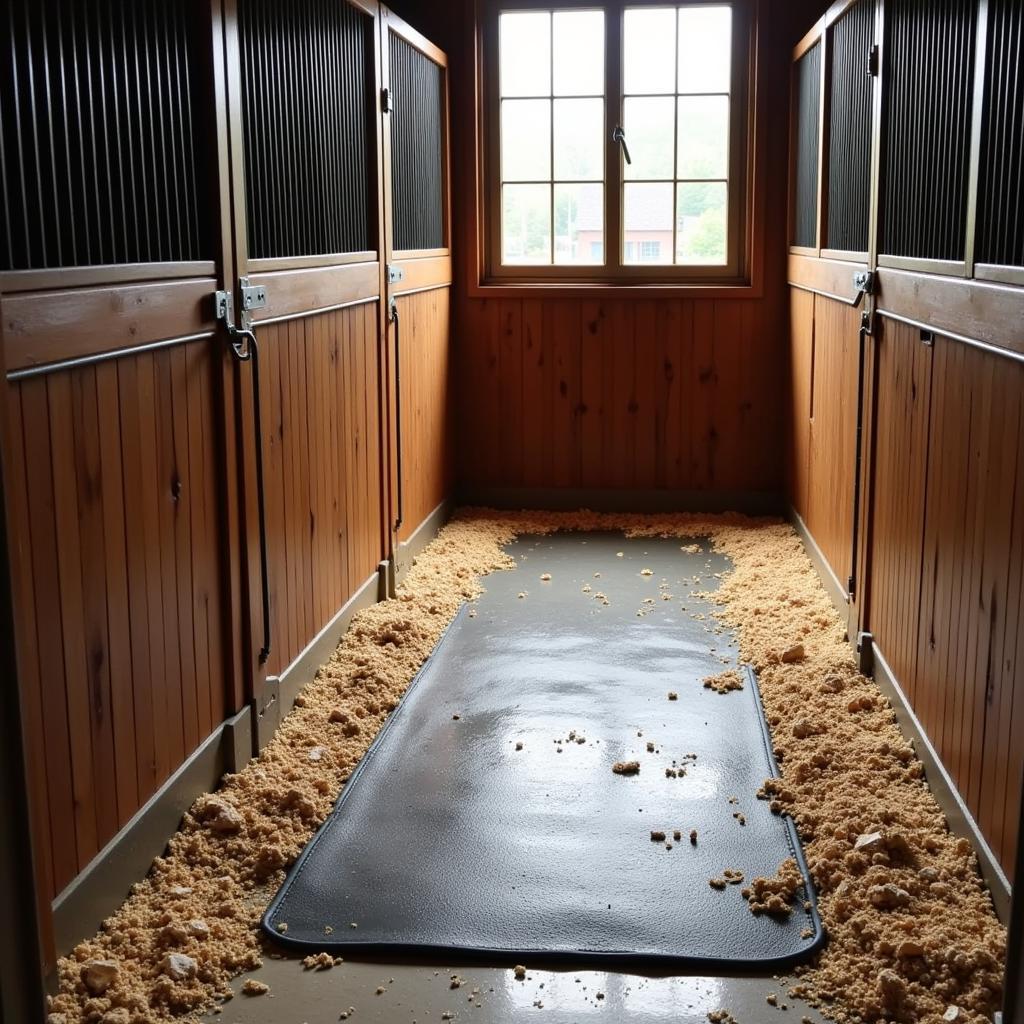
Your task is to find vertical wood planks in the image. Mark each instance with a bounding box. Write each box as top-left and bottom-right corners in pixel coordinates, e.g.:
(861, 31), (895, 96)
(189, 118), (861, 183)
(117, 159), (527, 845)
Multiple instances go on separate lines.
(6, 338), (235, 899)
(395, 288), (454, 541)
(458, 297), (787, 496)
(805, 294), (861, 586)
(795, 302), (1024, 881)
(256, 303), (385, 676)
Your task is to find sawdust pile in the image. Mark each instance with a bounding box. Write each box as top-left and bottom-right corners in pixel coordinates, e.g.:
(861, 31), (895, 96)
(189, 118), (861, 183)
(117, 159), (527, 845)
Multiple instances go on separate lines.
(703, 669), (745, 694)
(48, 510), (1005, 1024)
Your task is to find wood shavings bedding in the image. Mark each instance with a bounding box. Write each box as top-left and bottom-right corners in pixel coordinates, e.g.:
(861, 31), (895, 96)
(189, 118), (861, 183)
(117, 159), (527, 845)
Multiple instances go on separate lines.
(48, 510), (1005, 1024)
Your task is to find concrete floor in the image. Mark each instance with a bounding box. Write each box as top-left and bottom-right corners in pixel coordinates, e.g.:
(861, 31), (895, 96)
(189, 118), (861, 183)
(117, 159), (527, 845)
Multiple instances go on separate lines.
(208, 956), (830, 1022)
(205, 533), (834, 1024)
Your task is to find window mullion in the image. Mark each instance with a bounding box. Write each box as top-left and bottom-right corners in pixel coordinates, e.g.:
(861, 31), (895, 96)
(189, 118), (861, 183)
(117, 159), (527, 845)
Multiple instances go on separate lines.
(606, 0), (624, 275)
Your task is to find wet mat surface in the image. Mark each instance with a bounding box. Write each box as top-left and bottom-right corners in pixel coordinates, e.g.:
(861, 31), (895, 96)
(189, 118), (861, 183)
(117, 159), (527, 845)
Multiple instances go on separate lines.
(264, 532), (824, 968)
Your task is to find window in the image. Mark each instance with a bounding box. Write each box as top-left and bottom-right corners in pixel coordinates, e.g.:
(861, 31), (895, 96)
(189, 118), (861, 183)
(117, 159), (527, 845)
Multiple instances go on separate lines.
(487, 1), (749, 283)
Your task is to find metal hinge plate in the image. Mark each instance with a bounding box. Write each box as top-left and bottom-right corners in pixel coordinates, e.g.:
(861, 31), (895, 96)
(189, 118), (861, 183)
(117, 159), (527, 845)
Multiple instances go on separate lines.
(240, 278), (268, 313)
(381, 87), (393, 113)
(868, 44), (879, 77)
(387, 264), (405, 285)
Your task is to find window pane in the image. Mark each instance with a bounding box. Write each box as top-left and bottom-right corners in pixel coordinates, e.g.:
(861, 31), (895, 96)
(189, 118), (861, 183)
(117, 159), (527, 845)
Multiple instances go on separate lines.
(677, 182), (727, 264)
(502, 100), (551, 181)
(555, 183), (603, 264)
(624, 97), (675, 180)
(678, 6), (732, 94)
(553, 11), (604, 96)
(624, 8), (676, 95)
(554, 99), (604, 181)
(500, 12), (551, 96)
(624, 182), (673, 264)
(677, 96), (729, 178)
(503, 184), (552, 264)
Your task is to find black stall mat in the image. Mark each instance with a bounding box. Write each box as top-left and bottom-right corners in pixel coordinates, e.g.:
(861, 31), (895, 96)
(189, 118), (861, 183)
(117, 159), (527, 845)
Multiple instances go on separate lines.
(263, 532), (825, 969)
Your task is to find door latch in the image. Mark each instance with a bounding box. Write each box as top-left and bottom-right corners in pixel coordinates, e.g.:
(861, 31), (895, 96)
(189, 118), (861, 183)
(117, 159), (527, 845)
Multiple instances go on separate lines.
(381, 87), (393, 113)
(387, 264), (405, 285)
(849, 270), (874, 309)
(240, 278), (268, 314)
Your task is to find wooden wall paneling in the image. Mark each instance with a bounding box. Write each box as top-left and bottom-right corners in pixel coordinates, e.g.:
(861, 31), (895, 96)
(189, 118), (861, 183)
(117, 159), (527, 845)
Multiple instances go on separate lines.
(633, 301), (659, 489)
(805, 294), (860, 586)
(915, 341), (965, 783)
(395, 288), (453, 540)
(579, 301), (610, 489)
(866, 319), (933, 705)
(710, 302), (746, 492)
(93, 364), (138, 827)
(5, 387), (57, 903)
(49, 371), (103, 866)
(169, 348), (200, 759)
(967, 360), (1020, 831)
(985, 404), (1024, 872)
(609, 303), (637, 490)
(788, 289), (815, 520)
(550, 301), (582, 489)
(458, 299), (501, 489)
(153, 359), (187, 780)
(497, 300), (526, 487)
(654, 300), (685, 489)
(253, 306), (387, 677)
(71, 369), (121, 846)
(18, 377), (78, 893)
(690, 302), (718, 490)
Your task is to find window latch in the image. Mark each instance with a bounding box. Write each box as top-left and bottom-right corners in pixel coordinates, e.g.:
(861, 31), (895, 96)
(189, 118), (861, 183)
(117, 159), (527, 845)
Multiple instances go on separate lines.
(612, 126), (632, 165)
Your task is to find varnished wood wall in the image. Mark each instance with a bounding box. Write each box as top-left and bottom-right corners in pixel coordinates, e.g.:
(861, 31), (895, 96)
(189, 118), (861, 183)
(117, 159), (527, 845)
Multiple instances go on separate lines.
(790, 293), (1024, 881)
(257, 304), (386, 676)
(6, 341), (237, 899)
(871, 321), (1024, 878)
(390, 0), (817, 505)
(395, 287), (454, 541)
(789, 291), (860, 587)
(459, 296), (787, 495)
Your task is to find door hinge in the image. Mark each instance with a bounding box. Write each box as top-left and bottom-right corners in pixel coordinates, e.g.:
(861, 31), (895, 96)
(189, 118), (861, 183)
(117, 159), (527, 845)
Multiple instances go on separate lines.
(848, 574), (856, 598)
(867, 44), (879, 77)
(381, 86), (393, 113)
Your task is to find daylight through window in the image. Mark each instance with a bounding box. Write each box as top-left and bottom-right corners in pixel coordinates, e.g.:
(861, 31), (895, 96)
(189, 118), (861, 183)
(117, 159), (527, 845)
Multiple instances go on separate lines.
(494, 3), (741, 279)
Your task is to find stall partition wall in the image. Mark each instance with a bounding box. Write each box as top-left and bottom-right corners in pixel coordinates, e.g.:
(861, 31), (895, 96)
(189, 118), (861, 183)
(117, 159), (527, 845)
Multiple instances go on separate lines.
(0, 0), (452, 959)
(786, 0), (1024, 889)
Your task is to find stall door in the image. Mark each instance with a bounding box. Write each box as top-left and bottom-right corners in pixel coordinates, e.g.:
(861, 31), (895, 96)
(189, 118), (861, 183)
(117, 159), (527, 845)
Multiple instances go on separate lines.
(380, 8), (454, 575)
(223, 0), (389, 733)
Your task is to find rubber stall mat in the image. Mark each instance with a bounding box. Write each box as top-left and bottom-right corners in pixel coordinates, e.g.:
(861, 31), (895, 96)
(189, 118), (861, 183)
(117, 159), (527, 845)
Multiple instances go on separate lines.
(264, 533), (825, 969)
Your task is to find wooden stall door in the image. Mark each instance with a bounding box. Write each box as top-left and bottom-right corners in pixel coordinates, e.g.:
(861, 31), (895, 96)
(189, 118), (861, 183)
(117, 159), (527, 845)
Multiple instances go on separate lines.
(1, 0), (243, 916)
(380, 7), (455, 563)
(222, 0), (389, 711)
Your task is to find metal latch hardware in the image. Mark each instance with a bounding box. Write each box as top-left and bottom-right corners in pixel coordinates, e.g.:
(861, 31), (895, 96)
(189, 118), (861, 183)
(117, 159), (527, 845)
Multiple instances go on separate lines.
(381, 87), (393, 113)
(387, 264), (405, 285)
(240, 278), (268, 314)
(849, 270), (874, 309)
(214, 289), (233, 323)
(867, 44), (879, 77)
